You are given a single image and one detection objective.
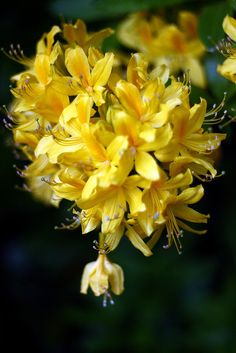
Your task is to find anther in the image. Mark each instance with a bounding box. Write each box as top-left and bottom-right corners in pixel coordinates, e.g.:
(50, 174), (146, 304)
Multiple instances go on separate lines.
(153, 211), (159, 221)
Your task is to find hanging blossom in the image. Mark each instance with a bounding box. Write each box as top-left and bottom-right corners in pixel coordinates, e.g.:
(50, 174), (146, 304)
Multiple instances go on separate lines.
(117, 11), (206, 88)
(5, 18), (226, 304)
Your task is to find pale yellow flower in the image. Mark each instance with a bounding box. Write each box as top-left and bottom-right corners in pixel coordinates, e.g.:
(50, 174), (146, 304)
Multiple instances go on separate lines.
(117, 11), (206, 87)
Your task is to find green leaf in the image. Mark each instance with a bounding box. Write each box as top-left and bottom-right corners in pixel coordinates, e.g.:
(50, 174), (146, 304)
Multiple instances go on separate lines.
(50, 0), (189, 22)
(228, 0), (236, 10)
(199, 2), (233, 50)
(204, 53), (235, 100)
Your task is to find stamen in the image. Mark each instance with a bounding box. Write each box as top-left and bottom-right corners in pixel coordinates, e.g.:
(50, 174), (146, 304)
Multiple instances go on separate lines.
(13, 164), (25, 177)
(54, 213), (81, 230)
(152, 211), (159, 221)
(15, 183), (32, 193)
(1, 44), (32, 65)
(204, 93), (227, 125)
(93, 240), (110, 254)
(102, 290), (115, 307)
(165, 208), (183, 254)
(216, 36), (236, 58)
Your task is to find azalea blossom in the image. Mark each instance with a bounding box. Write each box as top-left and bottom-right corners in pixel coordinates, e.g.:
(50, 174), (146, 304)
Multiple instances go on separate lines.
(5, 17), (226, 300)
(117, 11), (206, 87)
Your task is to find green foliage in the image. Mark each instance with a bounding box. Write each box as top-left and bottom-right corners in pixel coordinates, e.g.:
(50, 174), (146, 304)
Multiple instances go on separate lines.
(198, 2), (233, 49)
(50, 0), (197, 21)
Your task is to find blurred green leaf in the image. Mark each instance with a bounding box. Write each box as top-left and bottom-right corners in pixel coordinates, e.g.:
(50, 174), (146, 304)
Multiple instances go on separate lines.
(50, 0), (194, 22)
(228, 0), (236, 10)
(205, 53), (235, 100)
(199, 2), (233, 49)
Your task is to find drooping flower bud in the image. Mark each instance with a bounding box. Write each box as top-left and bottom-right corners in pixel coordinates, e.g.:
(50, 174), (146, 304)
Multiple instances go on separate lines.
(80, 253), (124, 297)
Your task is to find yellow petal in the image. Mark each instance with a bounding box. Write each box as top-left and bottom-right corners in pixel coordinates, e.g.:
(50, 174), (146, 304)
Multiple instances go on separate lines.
(106, 262), (124, 295)
(37, 25), (61, 55)
(177, 219), (208, 234)
(150, 65), (170, 83)
(135, 151), (161, 181)
(140, 123), (173, 152)
(163, 169), (193, 190)
(25, 154), (50, 177)
(127, 53), (148, 88)
(65, 47), (90, 85)
(108, 107), (139, 144)
(183, 57), (206, 88)
(187, 98), (207, 134)
(178, 11), (198, 38)
(88, 47), (104, 67)
(173, 205), (209, 223)
(104, 225), (124, 251)
(80, 261), (97, 294)
(35, 87), (69, 123)
(124, 186), (146, 215)
(81, 175), (98, 200)
(154, 141), (179, 162)
(81, 126), (107, 162)
(115, 80), (143, 118)
(217, 58), (236, 83)
(106, 135), (129, 164)
(91, 52), (114, 87)
(60, 95), (93, 133)
(176, 184), (204, 204)
(137, 189), (156, 236)
(126, 225), (152, 256)
(52, 182), (83, 201)
(34, 54), (51, 85)
(223, 15), (236, 42)
(63, 19), (87, 45)
(139, 126), (156, 143)
(86, 28), (114, 49)
(146, 225), (165, 249)
(101, 188), (126, 234)
(80, 208), (100, 234)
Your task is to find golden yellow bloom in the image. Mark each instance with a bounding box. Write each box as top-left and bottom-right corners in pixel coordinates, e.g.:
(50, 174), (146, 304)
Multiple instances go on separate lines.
(117, 11), (206, 87)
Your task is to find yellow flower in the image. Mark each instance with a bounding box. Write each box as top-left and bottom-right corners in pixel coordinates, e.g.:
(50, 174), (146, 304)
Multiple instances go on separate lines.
(64, 47), (114, 106)
(137, 168), (193, 237)
(160, 184), (209, 254)
(217, 15), (236, 82)
(117, 11), (206, 87)
(155, 99), (226, 169)
(62, 19), (113, 52)
(80, 253), (124, 300)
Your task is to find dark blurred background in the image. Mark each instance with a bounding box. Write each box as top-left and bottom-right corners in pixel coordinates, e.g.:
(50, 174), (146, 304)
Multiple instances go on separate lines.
(1, 1), (236, 352)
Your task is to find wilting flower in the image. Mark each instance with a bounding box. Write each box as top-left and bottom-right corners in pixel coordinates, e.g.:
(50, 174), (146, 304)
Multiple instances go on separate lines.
(81, 251), (124, 301)
(117, 11), (206, 88)
(217, 15), (236, 82)
(5, 17), (226, 300)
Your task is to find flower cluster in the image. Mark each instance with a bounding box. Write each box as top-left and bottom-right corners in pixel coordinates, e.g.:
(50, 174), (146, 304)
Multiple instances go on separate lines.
(117, 11), (206, 88)
(6, 18), (226, 301)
